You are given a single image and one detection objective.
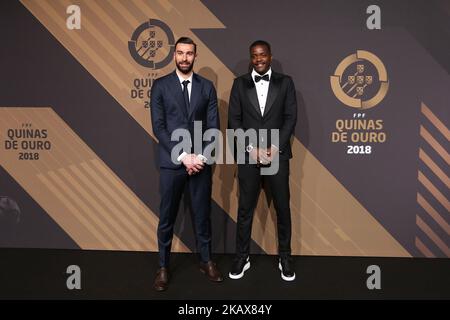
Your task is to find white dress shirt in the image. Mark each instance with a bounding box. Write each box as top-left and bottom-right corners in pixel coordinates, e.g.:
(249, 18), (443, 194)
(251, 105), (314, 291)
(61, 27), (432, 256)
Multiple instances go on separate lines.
(251, 68), (272, 116)
(175, 72), (207, 164)
(176, 71), (193, 101)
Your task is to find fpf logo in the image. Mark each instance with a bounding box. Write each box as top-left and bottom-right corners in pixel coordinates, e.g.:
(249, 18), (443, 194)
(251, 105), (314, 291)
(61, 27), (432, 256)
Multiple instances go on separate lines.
(330, 50), (389, 109)
(128, 19), (175, 69)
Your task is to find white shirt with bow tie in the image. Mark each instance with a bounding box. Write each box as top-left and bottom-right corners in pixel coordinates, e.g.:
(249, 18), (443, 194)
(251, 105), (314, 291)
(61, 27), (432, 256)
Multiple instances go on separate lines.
(251, 67), (272, 116)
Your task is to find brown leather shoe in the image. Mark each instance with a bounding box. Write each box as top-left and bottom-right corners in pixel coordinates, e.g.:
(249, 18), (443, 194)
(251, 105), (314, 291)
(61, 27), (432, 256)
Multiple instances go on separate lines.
(199, 261), (223, 282)
(154, 267), (169, 291)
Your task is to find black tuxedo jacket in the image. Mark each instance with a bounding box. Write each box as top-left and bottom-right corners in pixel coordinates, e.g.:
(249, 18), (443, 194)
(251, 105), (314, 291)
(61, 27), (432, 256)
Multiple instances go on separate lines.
(150, 71), (219, 169)
(228, 71), (297, 160)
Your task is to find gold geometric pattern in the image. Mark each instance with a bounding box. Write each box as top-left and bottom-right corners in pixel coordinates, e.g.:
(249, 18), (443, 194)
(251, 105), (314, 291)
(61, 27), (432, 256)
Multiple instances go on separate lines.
(416, 102), (450, 257)
(0, 107), (189, 252)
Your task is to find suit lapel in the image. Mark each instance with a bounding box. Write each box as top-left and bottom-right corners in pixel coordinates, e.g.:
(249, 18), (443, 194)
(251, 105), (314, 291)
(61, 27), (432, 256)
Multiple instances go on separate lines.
(263, 72), (279, 117)
(245, 74), (261, 116)
(170, 71), (188, 118)
(188, 73), (201, 119)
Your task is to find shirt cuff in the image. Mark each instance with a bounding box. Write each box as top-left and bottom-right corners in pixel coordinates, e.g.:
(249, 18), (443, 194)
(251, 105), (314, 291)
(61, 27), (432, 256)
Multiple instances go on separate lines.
(197, 154), (207, 163)
(177, 152), (188, 162)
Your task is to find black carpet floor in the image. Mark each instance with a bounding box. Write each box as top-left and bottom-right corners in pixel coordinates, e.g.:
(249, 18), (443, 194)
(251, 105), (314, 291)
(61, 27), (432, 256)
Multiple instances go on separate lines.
(0, 248), (448, 300)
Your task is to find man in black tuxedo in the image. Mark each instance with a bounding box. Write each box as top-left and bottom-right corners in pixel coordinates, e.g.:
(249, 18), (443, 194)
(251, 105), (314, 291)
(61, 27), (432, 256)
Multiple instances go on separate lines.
(150, 37), (223, 291)
(228, 40), (297, 281)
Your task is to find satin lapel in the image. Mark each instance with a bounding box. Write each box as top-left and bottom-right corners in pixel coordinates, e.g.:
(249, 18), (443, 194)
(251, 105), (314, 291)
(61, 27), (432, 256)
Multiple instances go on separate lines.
(263, 72), (279, 117)
(170, 71), (188, 118)
(188, 73), (201, 119)
(245, 74), (261, 116)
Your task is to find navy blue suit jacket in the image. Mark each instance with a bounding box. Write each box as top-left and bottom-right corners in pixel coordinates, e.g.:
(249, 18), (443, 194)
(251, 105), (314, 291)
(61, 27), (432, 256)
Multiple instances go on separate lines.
(150, 71), (219, 169)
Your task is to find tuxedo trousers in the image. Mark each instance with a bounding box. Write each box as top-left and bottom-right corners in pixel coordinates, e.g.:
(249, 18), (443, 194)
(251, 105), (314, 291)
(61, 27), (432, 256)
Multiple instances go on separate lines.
(236, 160), (292, 258)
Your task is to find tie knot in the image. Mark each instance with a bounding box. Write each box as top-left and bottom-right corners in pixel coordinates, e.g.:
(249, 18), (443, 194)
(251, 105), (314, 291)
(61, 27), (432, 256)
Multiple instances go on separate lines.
(182, 80), (190, 87)
(255, 74), (269, 83)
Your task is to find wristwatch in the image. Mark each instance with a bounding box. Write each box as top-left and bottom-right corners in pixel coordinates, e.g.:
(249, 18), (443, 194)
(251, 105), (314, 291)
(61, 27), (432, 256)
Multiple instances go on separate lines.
(246, 143), (254, 153)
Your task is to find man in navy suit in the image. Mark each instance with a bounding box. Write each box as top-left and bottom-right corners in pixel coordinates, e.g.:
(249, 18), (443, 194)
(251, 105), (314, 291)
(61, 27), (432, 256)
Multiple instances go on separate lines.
(228, 40), (298, 281)
(150, 37), (222, 291)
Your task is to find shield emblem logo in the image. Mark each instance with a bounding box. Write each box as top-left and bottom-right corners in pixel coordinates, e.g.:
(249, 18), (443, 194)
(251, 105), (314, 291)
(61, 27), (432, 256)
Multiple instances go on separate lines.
(357, 76), (364, 85)
(347, 76), (355, 84)
(356, 86), (364, 96)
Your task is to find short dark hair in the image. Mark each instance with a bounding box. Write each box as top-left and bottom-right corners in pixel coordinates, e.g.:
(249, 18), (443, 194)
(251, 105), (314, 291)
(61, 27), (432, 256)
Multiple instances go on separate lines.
(175, 37), (197, 53)
(249, 40), (271, 54)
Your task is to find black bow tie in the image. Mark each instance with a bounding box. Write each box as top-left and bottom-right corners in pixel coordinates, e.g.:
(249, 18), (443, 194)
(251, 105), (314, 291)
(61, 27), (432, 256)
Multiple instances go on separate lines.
(254, 74), (269, 82)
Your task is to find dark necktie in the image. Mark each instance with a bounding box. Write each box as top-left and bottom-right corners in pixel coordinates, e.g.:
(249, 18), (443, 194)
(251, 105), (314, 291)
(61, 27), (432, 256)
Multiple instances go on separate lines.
(254, 74), (269, 82)
(182, 80), (190, 111)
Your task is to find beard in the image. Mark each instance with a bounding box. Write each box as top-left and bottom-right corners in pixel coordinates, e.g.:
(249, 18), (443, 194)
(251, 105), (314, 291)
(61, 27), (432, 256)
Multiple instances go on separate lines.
(176, 60), (194, 74)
